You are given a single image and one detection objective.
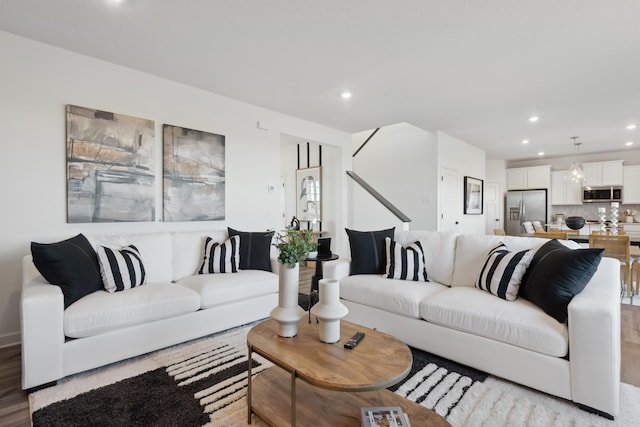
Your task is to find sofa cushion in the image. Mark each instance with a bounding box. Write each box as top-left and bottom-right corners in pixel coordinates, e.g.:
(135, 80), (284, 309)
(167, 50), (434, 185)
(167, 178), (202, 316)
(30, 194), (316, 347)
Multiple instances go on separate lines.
(420, 287), (569, 357)
(97, 244), (146, 292)
(198, 235), (240, 274)
(385, 237), (428, 282)
(451, 234), (578, 287)
(171, 231), (228, 282)
(340, 274), (448, 318)
(228, 227), (274, 271)
(519, 239), (604, 323)
(30, 233), (103, 308)
(346, 227), (395, 275)
(394, 230), (457, 286)
(88, 233), (173, 283)
(63, 283), (200, 338)
(475, 244), (533, 301)
(177, 269), (278, 309)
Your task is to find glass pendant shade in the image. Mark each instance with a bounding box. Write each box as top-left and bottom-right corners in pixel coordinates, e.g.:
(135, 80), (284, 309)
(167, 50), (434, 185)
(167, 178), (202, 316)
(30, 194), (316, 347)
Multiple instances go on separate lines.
(568, 137), (584, 184)
(568, 162), (585, 183)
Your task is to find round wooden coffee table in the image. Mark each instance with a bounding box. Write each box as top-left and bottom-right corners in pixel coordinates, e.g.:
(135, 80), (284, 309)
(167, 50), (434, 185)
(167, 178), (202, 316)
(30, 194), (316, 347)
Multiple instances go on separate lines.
(247, 318), (450, 426)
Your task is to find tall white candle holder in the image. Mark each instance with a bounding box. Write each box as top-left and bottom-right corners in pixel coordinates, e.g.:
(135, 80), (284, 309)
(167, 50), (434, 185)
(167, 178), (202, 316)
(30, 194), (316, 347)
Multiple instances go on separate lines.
(611, 202), (619, 234)
(598, 207), (606, 233)
(310, 279), (349, 343)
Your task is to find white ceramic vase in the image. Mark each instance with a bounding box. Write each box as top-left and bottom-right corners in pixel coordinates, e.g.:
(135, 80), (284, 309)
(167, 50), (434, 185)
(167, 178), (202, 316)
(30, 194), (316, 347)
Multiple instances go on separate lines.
(310, 279), (349, 343)
(270, 263), (305, 337)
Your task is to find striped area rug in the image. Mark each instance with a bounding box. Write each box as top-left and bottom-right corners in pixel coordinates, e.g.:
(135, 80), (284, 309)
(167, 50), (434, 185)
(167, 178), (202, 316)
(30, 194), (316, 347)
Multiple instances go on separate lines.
(30, 322), (640, 426)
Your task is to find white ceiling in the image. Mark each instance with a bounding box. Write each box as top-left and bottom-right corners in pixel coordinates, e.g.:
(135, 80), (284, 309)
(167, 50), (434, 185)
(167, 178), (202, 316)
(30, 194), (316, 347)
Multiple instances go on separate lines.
(1, 0), (639, 161)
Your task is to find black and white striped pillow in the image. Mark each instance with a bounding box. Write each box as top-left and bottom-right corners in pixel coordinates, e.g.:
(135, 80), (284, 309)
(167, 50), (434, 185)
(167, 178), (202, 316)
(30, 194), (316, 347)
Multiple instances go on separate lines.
(97, 245), (146, 293)
(198, 235), (240, 274)
(476, 243), (533, 301)
(385, 237), (429, 282)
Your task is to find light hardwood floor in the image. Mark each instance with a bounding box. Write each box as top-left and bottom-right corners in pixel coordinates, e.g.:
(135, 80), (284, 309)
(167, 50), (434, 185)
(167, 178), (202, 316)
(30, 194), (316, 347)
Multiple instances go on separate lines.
(2, 272), (638, 426)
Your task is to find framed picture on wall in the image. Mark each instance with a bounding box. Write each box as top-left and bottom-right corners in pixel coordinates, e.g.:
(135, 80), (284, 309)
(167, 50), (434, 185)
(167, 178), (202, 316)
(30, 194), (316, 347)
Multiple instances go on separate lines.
(464, 176), (483, 214)
(296, 166), (321, 222)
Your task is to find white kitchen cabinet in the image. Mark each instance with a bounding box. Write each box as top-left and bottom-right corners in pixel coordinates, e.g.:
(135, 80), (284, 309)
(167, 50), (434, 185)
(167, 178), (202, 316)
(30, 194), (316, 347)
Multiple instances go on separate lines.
(622, 223), (640, 239)
(507, 165), (551, 190)
(623, 165), (640, 203)
(550, 171), (582, 205)
(582, 160), (623, 187)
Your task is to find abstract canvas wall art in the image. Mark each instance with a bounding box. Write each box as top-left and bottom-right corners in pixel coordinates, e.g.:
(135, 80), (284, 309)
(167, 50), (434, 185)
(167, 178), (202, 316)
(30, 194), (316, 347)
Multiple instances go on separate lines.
(163, 124), (226, 221)
(66, 105), (155, 223)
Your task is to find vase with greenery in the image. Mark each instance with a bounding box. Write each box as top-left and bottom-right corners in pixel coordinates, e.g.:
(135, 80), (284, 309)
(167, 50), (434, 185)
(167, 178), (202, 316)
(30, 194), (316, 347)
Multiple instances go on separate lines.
(270, 229), (317, 337)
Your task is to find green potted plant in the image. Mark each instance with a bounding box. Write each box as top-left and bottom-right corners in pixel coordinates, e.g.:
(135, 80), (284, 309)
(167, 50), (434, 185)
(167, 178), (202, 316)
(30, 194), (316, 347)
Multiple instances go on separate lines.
(270, 229), (317, 337)
(273, 229), (317, 267)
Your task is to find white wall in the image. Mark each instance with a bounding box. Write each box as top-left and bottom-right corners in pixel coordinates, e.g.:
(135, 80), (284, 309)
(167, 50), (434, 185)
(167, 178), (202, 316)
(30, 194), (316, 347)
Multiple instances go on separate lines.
(0, 31), (350, 346)
(437, 131), (487, 235)
(349, 123), (438, 231)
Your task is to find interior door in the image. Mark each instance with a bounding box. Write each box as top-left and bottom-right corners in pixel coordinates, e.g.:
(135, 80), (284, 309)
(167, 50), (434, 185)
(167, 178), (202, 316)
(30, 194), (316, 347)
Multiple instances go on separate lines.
(484, 181), (502, 234)
(439, 167), (459, 232)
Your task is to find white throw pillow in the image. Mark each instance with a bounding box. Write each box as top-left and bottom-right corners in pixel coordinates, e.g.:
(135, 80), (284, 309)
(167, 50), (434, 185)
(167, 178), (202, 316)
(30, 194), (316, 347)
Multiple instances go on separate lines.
(198, 235), (240, 274)
(385, 237), (429, 282)
(97, 244), (146, 293)
(475, 243), (533, 301)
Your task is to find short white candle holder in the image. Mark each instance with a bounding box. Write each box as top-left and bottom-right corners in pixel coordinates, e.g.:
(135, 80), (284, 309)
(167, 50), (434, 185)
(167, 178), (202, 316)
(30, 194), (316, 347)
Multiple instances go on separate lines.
(310, 279), (349, 343)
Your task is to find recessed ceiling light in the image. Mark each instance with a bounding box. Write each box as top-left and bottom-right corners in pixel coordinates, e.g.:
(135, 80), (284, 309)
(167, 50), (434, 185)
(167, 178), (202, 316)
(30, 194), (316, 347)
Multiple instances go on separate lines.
(627, 124), (637, 130)
(529, 116), (539, 123)
(521, 139), (530, 144)
(538, 151), (544, 156)
(626, 141), (634, 146)
(341, 92), (352, 99)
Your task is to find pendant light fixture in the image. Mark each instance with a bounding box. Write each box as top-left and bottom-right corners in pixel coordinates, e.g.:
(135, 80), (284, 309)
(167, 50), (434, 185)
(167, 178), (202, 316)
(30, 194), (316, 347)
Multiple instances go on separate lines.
(568, 136), (585, 184)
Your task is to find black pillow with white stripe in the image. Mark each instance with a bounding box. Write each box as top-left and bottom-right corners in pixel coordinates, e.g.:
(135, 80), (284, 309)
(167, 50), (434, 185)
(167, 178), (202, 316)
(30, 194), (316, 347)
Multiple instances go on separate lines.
(97, 245), (146, 293)
(198, 235), (240, 274)
(385, 237), (429, 282)
(476, 243), (533, 301)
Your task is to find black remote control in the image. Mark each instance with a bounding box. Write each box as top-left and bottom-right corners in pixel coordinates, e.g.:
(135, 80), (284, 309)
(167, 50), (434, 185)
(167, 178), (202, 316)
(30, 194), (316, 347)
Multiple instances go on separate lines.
(344, 332), (365, 349)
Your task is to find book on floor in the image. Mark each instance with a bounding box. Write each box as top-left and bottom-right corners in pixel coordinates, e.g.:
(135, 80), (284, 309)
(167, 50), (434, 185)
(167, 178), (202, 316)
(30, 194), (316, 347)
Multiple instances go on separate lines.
(360, 406), (411, 427)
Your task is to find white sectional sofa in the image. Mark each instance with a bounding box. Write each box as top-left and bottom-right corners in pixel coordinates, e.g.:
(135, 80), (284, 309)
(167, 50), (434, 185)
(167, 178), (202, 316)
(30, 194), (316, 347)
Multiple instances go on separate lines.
(326, 230), (621, 419)
(21, 230), (279, 390)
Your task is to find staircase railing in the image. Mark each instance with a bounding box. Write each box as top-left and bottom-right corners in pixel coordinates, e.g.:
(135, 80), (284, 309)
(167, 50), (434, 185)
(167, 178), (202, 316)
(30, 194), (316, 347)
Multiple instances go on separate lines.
(346, 171), (411, 225)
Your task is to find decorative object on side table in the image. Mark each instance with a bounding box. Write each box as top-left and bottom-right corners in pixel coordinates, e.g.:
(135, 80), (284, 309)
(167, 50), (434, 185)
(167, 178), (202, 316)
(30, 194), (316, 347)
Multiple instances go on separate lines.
(310, 278), (348, 343)
(598, 207), (606, 233)
(270, 229), (317, 337)
(611, 202), (619, 234)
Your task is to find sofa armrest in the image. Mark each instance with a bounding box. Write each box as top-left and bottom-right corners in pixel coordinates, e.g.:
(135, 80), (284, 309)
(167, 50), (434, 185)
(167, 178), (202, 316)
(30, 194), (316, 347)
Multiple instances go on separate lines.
(568, 256), (620, 418)
(20, 273), (65, 389)
(323, 258), (350, 281)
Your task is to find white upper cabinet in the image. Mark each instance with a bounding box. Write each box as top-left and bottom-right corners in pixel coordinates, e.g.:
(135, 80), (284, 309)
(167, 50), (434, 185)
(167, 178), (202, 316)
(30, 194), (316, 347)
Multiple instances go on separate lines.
(507, 165), (551, 190)
(623, 165), (640, 204)
(551, 171), (582, 205)
(582, 160), (623, 187)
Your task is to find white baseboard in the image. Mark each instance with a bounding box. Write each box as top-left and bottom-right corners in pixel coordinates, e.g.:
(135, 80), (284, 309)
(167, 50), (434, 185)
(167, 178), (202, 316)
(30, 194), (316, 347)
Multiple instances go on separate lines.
(0, 331), (21, 349)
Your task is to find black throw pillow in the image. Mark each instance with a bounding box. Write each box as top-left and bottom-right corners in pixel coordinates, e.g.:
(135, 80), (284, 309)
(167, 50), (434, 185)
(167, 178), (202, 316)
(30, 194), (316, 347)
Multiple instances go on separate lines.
(519, 239), (604, 323)
(345, 227), (395, 275)
(227, 227), (274, 271)
(30, 234), (102, 308)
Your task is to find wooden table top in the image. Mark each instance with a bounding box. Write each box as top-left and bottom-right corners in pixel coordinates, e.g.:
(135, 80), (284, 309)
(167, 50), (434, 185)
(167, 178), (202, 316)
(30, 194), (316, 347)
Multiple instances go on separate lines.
(247, 318), (412, 391)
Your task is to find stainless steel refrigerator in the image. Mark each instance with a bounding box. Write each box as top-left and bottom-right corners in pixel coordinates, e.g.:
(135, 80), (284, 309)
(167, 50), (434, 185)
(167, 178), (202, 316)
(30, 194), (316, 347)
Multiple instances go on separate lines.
(505, 189), (547, 235)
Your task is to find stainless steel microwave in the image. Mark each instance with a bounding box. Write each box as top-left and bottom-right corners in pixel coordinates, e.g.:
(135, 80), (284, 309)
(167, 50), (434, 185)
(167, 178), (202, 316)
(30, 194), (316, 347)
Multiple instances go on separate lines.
(582, 186), (622, 203)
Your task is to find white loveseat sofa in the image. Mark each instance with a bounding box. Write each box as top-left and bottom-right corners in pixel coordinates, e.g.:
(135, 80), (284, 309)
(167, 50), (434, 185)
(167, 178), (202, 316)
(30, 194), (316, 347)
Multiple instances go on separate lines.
(326, 230), (621, 419)
(21, 230), (279, 390)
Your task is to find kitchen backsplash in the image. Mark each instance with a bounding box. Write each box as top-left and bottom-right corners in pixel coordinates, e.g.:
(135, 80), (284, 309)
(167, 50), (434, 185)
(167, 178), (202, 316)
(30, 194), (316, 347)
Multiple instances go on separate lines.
(552, 203), (640, 222)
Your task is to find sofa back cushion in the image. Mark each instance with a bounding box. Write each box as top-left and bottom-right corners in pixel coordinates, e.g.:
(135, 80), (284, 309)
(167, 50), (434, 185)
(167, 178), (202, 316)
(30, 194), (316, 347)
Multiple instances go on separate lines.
(172, 230), (228, 282)
(394, 230), (457, 286)
(87, 233), (173, 284)
(451, 234), (582, 287)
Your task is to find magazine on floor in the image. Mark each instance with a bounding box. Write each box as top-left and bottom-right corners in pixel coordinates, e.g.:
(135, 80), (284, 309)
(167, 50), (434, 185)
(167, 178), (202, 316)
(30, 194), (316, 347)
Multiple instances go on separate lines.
(361, 406), (411, 427)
